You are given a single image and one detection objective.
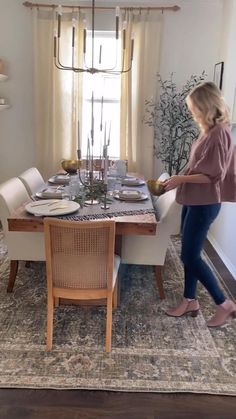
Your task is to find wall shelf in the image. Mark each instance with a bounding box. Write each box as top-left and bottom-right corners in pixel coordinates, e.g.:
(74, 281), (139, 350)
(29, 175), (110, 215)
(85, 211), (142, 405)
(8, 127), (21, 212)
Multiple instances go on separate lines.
(0, 104), (10, 110)
(0, 72), (9, 109)
(0, 74), (8, 82)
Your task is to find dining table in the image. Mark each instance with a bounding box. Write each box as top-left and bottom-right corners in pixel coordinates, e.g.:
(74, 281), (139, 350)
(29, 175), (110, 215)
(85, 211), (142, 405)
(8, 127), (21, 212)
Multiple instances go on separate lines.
(7, 174), (157, 247)
(7, 174), (157, 304)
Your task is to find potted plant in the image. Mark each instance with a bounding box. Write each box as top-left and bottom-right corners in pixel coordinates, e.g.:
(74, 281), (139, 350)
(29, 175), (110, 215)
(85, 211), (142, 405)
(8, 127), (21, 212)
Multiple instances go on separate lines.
(144, 71), (206, 175)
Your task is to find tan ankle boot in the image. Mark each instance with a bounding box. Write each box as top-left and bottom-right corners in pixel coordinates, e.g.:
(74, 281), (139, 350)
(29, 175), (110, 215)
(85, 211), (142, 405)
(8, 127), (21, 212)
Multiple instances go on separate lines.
(207, 299), (236, 327)
(166, 298), (200, 318)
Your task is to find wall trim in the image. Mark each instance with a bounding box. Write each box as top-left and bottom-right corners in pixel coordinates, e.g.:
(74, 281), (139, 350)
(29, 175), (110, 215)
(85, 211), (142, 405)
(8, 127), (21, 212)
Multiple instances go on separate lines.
(207, 232), (236, 280)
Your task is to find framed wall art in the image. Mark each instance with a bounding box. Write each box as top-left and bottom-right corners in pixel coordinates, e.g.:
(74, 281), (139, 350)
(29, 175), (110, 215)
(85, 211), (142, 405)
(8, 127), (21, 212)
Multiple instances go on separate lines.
(213, 61), (224, 90)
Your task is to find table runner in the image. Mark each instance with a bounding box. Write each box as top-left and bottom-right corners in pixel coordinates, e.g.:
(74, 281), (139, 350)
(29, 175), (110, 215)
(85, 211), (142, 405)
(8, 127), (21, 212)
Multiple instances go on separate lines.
(60, 183), (157, 221)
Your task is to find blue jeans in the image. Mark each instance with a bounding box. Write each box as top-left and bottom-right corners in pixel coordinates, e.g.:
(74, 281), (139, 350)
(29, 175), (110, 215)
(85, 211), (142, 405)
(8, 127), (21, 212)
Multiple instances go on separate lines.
(181, 204), (225, 305)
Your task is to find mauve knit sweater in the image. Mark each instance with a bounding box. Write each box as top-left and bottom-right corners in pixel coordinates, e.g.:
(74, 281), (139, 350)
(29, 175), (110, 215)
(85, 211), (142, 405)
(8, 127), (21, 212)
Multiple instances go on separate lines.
(176, 123), (236, 205)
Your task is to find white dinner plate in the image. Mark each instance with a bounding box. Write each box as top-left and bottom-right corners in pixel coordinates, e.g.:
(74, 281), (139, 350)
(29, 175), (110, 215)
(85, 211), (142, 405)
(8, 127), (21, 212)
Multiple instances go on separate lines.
(114, 191), (148, 202)
(48, 175), (70, 185)
(122, 177), (145, 186)
(35, 190), (63, 199)
(25, 199), (80, 216)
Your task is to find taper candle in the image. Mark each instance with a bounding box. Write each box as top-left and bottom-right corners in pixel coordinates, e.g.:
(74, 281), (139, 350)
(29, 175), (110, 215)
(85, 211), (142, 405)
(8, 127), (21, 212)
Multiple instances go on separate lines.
(100, 96), (104, 131)
(108, 121), (111, 146)
(77, 119), (81, 160)
(103, 145), (108, 185)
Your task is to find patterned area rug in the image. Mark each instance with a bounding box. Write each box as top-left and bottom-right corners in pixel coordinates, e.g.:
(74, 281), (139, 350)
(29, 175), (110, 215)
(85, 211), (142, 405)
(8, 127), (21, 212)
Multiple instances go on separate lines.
(0, 231), (235, 394)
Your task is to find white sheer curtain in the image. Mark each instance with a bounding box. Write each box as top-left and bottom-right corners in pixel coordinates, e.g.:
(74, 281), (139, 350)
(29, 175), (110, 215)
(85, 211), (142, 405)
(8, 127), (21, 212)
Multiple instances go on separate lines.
(120, 11), (163, 179)
(33, 9), (83, 179)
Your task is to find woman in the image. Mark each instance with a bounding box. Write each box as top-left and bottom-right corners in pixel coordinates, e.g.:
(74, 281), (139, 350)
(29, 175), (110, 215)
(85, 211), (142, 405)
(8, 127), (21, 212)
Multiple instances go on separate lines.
(163, 81), (236, 327)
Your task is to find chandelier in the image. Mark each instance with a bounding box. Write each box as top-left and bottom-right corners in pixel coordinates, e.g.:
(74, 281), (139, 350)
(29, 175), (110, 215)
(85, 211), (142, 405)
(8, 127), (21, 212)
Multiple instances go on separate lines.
(54, 0), (134, 75)
(22, 1), (180, 207)
(53, 1), (134, 207)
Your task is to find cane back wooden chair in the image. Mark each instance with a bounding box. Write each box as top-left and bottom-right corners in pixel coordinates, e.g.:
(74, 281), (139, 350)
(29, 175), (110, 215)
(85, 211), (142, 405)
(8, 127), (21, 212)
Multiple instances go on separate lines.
(44, 218), (120, 352)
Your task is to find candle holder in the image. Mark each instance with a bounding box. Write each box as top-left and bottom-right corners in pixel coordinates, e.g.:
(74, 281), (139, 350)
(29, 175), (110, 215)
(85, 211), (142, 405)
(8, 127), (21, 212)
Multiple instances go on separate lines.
(100, 184), (110, 210)
(77, 164), (106, 206)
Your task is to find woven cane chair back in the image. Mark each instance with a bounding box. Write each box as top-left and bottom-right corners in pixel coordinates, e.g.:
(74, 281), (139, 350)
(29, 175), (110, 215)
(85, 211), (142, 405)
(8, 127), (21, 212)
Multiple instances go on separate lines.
(44, 219), (115, 291)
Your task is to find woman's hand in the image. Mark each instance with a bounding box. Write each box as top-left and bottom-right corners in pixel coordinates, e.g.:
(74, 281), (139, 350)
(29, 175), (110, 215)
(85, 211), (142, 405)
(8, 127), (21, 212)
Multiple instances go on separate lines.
(162, 175), (184, 191)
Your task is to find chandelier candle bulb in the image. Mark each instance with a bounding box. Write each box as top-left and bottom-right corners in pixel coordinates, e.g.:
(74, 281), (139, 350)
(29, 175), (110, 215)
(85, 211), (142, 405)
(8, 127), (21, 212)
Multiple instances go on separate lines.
(53, 29), (57, 57)
(72, 18), (76, 48)
(72, 26), (75, 48)
(123, 29), (126, 50)
(115, 6), (120, 39)
(72, 17), (76, 28)
(57, 13), (61, 38)
(99, 45), (102, 64)
(57, 5), (62, 16)
(83, 20), (87, 54)
(131, 38), (135, 61)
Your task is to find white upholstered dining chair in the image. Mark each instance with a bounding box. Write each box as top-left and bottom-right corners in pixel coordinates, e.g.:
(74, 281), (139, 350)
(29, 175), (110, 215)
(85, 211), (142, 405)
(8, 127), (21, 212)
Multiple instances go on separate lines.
(18, 167), (45, 196)
(0, 177), (45, 292)
(44, 218), (120, 352)
(121, 176), (181, 299)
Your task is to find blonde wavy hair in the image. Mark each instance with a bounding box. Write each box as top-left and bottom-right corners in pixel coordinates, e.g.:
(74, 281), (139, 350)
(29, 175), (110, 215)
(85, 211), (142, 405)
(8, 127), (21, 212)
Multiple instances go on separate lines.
(186, 81), (230, 131)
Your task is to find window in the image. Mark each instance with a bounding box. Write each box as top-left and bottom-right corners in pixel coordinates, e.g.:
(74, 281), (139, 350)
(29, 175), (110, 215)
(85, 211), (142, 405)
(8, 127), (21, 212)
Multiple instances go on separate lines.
(82, 31), (121, 159)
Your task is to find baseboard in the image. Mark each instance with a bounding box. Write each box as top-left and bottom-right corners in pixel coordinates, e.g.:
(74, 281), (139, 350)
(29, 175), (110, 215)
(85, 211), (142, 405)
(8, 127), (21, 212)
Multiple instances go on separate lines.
(207, 232), (236, 280)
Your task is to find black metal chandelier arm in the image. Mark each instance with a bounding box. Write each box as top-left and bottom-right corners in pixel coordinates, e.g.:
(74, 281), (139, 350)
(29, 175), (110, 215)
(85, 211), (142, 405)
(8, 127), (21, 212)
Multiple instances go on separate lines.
(54, 58), (78, 71)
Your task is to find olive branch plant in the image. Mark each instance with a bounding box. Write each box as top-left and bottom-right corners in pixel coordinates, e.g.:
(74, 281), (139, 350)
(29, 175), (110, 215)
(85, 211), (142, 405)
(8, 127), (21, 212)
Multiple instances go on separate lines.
(144, 71), (206, 175)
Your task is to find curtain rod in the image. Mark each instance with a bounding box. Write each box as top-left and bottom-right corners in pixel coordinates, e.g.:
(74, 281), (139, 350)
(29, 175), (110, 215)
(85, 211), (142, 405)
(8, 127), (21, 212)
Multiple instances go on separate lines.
(23, 2), (180, 12)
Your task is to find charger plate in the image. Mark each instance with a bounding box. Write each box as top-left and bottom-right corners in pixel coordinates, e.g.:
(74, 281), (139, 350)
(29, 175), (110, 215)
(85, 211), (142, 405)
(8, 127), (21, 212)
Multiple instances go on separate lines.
(25, 200), (80, 216)
(48, 174), (70, 185)
(114, 191), (148, 202)
(122, 177), (145, 186)
(35, 190), (63, 199)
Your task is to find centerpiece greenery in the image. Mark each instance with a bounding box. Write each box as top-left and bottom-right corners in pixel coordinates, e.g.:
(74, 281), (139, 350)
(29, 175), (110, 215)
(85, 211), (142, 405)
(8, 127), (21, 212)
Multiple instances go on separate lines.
(144, 71), (206, 175)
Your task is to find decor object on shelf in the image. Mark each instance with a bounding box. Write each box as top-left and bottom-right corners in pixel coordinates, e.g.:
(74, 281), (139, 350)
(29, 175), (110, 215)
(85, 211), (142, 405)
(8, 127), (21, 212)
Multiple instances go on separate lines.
(0, 59), (10, 110)
(213, 61), (224, 90)
(0, 59), (5, 74)
(144, 71), (206, 175)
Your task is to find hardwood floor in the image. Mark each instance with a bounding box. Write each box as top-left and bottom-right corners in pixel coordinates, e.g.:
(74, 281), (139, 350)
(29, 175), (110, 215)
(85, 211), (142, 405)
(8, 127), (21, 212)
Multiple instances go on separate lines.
(0, 390), (235, 419)
(0, 240), (235, 419)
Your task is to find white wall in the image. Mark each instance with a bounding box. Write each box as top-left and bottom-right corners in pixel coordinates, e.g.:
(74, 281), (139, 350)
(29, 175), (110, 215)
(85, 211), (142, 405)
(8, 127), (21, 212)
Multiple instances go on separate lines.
(159, 0), (222, 86)
(0, 0), (223, 184)
(208, 0), (236, 279)
(0, 0), (35, 182)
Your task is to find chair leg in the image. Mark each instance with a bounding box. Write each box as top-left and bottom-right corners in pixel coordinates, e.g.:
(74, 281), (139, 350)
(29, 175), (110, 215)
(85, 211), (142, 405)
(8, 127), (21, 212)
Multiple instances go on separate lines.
(7, 260), (19, 293)
(106, 294), (113, 352)
(112, 281), (118, 309)
(54, 297), (59, 307)
(47, 294), (54, 351)
(155, 265), (165, 300)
